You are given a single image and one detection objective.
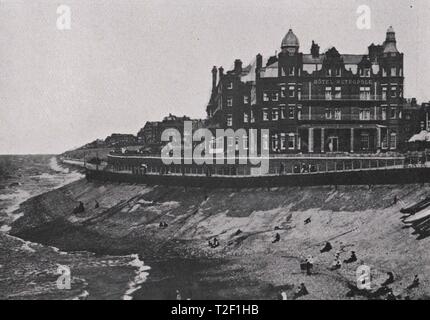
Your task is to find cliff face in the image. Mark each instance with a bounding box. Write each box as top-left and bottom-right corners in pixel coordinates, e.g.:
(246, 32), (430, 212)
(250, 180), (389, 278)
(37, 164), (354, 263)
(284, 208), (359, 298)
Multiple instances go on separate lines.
(10, 179), (430, 299)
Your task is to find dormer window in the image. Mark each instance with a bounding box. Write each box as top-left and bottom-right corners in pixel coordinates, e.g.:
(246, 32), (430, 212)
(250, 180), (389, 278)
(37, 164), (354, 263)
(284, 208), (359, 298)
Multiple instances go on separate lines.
(243, 95), (249, 104)
(391, 67), (396, 76)
(227, 97), (233, 107)
(289, 67), (295, 76)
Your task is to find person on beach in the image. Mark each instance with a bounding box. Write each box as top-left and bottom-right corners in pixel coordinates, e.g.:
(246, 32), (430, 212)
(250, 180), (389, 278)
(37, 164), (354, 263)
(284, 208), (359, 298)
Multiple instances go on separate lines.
(73, 201), (85, 214)
(407, 275), (420, 289)
(272, 233), (280, 243)
(320, 242), (332, 253)
(382, 272), (395, 286)
(344, 251), (357, 264)
(305, 255), (314, 275)
(330, 259), (342, 271)
(176, 289), (181, 300)
(209, 237), (219, 248)
(293, 283), (309, 299)
(280, 291), (288, 300)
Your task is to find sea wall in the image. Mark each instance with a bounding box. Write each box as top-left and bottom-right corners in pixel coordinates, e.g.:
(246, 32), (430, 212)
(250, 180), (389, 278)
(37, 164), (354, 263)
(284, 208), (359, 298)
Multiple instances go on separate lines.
(86, 166), (430, 188)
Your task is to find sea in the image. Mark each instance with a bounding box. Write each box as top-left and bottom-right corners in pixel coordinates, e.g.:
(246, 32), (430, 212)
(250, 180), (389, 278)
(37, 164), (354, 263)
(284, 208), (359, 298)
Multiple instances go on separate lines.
(0, 155), (150, 300)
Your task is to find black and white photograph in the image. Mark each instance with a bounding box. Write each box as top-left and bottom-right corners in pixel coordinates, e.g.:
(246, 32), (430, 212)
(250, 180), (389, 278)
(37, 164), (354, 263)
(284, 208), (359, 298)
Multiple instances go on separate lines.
(1, 0), (430, 305)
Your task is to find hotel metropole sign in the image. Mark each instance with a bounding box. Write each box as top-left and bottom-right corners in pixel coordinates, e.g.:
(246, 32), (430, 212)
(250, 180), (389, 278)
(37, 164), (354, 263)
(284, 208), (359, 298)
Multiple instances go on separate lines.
(313, 78), (374, 86)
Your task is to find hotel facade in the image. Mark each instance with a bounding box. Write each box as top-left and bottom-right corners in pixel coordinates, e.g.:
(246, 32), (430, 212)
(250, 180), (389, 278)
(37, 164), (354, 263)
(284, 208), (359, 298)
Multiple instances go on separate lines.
(206, 27), (409, 154)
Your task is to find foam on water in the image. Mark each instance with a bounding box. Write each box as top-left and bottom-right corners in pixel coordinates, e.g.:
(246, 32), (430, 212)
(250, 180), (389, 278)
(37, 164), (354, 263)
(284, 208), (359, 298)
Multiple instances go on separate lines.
(0, 157), (84, 234)
(122, 254), (151, 300)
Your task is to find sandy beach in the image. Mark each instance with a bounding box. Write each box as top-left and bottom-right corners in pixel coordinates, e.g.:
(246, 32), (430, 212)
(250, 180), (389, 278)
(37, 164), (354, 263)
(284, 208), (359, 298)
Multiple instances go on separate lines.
(5, 174), (430, 300)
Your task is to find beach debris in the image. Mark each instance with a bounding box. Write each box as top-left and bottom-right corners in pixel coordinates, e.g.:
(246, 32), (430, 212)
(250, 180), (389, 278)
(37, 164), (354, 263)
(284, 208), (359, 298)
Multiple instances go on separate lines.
(304, 217), (311, 225)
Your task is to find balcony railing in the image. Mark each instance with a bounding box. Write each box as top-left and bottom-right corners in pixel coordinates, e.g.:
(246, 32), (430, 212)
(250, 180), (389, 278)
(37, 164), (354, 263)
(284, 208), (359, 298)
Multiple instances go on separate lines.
(300, 95), (387, 101)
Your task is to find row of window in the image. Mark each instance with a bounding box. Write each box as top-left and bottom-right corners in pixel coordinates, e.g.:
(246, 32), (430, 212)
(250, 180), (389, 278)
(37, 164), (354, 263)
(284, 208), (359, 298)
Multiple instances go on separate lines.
(263, 86), (298, 101)
(227, 66), (402, 90)
(209, 132), (397, 151)
(224, 85), (402, 109)
(226, 106), (401, 126)
(258, 86), (401, 103)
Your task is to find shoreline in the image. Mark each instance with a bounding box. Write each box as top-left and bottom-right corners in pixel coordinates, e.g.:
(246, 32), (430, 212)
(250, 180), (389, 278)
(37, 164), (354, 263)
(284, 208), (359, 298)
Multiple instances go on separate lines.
(6, 173), (430, 300)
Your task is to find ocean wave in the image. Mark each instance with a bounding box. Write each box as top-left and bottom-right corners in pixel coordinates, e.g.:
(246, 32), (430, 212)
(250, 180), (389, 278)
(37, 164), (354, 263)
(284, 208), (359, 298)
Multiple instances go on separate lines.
(49, 157), (70, 174)
(122, 254), (151, 300)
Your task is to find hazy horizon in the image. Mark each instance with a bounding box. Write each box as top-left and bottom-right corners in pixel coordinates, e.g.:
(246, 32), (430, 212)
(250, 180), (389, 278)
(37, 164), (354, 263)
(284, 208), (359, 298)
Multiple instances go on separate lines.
(1, 0), (429, 154)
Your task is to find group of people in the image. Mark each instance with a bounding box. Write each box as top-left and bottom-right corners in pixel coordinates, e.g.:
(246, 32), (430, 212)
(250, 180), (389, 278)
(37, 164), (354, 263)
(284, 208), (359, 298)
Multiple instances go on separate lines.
(72, 201), (85, 214)
(208, 237), (219, 248)
(72, 200), (101, 214)
(292, 163), (318, 174)
(159, 221), (168, 229)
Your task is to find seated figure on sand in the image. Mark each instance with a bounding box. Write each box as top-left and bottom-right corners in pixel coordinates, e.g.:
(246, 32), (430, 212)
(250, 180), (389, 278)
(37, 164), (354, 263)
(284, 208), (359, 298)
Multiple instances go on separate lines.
(344, 251), (357, 264)
(320, 241), (332, 253)
(272, 233), (280, 243)
(293, 283), (309, 299)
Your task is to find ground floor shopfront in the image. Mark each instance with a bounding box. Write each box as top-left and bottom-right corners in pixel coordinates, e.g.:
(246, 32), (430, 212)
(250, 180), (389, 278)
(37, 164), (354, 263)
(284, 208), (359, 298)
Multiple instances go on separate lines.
(270, 124), (398, 154)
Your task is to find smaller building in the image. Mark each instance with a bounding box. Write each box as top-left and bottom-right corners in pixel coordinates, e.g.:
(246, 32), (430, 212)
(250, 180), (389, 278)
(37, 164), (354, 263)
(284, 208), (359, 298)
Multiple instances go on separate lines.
(137, 115), (206, 150)
(137, 121), (161, 145)
(105, 133), (137, 147)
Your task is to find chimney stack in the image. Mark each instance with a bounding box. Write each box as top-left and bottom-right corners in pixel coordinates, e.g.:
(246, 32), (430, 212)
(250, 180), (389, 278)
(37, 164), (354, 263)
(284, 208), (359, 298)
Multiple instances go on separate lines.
(219, 66), (224, 79)
(256, 54), (263, 70)
(234, 59), (243, 74)
(211, 66), (217, 91)
(311, 41), (320, 58)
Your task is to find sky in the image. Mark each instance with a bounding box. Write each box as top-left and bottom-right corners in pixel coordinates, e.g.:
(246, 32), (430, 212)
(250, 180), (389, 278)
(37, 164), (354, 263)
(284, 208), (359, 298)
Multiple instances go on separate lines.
(0, 0), (429, 154)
